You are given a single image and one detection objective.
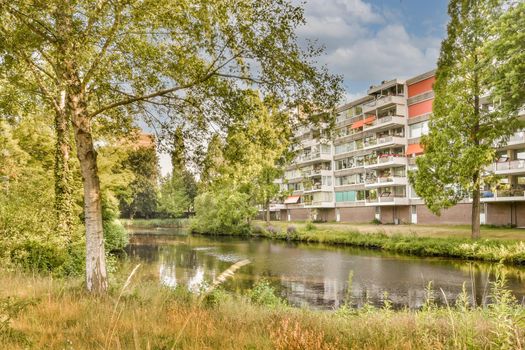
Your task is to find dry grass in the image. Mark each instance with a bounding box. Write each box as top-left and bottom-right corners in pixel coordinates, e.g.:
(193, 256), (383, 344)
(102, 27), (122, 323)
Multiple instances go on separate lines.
(1, 267), (524, 349)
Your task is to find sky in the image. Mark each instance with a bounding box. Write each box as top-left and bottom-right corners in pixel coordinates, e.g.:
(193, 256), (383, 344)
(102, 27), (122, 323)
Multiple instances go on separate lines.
(295, 0), (449, 101)
(158, 0), (450, 176)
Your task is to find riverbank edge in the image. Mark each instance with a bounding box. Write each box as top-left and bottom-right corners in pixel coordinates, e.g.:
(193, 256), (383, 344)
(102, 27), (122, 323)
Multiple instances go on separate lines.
(188, 224), (525, 266)
(124, 219), (525, 265)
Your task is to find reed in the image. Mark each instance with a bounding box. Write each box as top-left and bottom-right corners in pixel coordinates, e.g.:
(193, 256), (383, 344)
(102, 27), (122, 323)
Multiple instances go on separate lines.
(1, 267), (524, 349)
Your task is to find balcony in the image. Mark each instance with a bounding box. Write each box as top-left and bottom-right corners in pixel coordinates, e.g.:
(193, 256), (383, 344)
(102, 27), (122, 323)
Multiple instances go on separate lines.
(303, 168), (332, 177)
(304, 201), (335, 208)
(363, 116), (405, 132)
(481, 189), (525, 202)
(294, 152), (332, 166)
(365, 155), (407, 169)
(365, 176), (407, 188)
(365, 195), (410, 206)
(364, 136), (405, 151)
(487, 159), (525, 175)
(496, 131), (525, 149)
(363, 95), (406, 113)
(303, 183), (333, 193)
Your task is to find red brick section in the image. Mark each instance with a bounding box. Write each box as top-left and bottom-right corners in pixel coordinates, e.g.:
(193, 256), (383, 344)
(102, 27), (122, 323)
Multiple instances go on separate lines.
(380, 206), (410, 224)
(288, 208), (310, 221)
(320, 208), (336, 222)
(338, 207), (375, 223)
(487, 203), (513, 226)
(517, 203), (525, 227)
(408, 76), (435, 98)
(417, 204), (472, 225)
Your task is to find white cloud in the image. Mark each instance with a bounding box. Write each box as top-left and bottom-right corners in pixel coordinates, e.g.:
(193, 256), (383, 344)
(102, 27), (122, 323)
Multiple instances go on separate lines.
(297, 0), (443, 97)
(326, 24), (439, 82)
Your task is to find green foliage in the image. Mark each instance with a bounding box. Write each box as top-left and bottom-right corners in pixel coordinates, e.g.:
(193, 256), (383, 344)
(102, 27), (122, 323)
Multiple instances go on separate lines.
(484, 1), (525, 121)
(191, 187), (257, 235)
(102, 195), (129, 253)
(0, 296), (35, 344)
(411, 0), (517, 212)
(158, 174), (190, 218)
(305, 221), (316, 231)
(247, 280), (286, 308)
(117, 145), (159, 219)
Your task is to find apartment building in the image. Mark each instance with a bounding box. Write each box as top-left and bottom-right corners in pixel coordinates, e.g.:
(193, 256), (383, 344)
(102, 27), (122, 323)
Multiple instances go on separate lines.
(279, 70), (525, 226)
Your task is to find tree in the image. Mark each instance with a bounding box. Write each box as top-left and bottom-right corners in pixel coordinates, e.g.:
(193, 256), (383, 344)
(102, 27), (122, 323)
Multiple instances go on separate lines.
(0, 0), (341, 293)
(484, 1), (525, 118)
(409, 0), (520, 239)
(220, 92), (293, 221)
(158, 175), (189, 218)
(169, 127), (197, 212)
(119, 144), (160, 219)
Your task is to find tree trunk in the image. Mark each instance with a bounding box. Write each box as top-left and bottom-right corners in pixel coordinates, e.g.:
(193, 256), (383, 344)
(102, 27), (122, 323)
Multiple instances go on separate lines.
(54, 92), (73, 240)
(71, 95), (108, 294)
(265, 197), (270, 223)
(471, 173), (481, 239)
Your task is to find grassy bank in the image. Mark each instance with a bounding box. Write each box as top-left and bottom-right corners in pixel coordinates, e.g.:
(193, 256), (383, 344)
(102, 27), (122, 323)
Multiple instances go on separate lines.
(1, 267), (524, 349)
(254, 220), (525, 240)
(190, 221), (525, 265)
(121, 218), (188, 229)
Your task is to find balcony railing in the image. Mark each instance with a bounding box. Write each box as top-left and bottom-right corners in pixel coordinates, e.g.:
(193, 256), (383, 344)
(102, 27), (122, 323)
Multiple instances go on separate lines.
(482, 189), (525, 199)
(365, 176), (407, 187)
(363, 116), (405, 130)
(364, 135), (405, 150)
(365, 195), (408, 204)
(295, 152), (331, 163)
(363, 95), (405, 112)
(491, 159), (525, 172)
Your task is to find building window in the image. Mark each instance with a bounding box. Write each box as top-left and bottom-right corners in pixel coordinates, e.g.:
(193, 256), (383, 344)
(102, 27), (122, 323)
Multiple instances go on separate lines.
(409, 121), (429, 138)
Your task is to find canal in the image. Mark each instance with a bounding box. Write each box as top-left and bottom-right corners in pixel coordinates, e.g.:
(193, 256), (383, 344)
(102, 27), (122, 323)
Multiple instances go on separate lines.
(126, 229), (525, 310)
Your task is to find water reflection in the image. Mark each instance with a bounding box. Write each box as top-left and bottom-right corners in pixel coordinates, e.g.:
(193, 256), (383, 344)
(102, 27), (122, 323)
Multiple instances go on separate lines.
(125, 230), (525, 310)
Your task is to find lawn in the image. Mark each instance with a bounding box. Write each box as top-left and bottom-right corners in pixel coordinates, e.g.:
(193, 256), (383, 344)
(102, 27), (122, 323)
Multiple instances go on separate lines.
(253, 220), (525, 241)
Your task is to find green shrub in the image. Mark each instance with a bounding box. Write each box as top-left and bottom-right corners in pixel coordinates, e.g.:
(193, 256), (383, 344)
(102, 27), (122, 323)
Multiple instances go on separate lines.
(191, 188), (256, 235)
(305, 221), (316, 231)
(247, 280), (286, 308)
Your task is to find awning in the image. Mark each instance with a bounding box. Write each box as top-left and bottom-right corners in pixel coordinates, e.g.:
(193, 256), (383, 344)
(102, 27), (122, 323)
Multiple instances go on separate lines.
(284, 195), (301, 204)
(351, 116), (376, 129)
(406, 143), (424, 156)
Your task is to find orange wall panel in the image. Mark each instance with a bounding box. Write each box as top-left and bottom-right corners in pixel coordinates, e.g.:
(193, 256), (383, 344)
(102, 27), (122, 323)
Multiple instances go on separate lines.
(408, 76), (435, 97)
(408, 99), (433, 118)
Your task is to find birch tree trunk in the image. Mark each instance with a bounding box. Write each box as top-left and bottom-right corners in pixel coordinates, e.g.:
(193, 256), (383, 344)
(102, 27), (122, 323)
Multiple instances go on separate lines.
(70, 91), (108, 293)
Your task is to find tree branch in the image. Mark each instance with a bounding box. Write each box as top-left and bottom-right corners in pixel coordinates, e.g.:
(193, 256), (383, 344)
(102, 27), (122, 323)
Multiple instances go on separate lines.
(88, 52), (244, 119)
(5, 4), (58, 43)
(82, 1), (123, 88)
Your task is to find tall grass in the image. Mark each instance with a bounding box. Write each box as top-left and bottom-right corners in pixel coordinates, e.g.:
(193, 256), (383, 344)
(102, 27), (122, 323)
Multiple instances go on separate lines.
(1, 265), (525, 349)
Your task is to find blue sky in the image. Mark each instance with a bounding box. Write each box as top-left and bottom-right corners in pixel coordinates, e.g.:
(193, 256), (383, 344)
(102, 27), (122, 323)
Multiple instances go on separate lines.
(296, 0), (449, 101)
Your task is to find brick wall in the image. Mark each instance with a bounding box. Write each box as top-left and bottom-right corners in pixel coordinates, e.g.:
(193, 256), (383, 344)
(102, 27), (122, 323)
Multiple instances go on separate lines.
(339, 207), (375, 223)
(288, 208), (310, 221)
(517, 203), (525, 227)
(380, 206), (410, 224)
(486, 203), (513, 226)
(417, 203), (472, 225)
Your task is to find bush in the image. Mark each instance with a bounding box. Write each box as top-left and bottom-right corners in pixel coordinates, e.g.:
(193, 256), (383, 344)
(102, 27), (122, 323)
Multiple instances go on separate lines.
(191, 188), (257, 235)
(305, 221), (316, 231)
(102, 194), (129, 253)
(247, 280), (286, 308)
